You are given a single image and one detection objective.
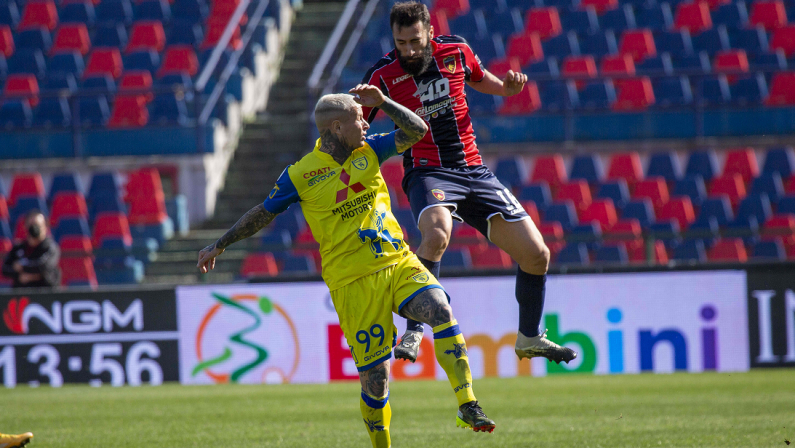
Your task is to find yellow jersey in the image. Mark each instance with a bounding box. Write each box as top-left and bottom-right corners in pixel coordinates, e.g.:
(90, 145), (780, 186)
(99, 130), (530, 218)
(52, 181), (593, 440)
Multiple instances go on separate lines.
(263, 131), (408, 290)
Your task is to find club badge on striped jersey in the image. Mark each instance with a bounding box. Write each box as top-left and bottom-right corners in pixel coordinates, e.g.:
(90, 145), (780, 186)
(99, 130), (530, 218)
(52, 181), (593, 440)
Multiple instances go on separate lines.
(353, 156), (368, 170)
(444, 56), (456, 74)
(431, 189), (445, 201)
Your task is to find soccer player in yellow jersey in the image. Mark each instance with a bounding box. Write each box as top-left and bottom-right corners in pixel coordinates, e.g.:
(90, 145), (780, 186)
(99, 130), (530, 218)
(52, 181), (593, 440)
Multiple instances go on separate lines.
(197, 84), (494, 446)
(0, 431), (33, 448)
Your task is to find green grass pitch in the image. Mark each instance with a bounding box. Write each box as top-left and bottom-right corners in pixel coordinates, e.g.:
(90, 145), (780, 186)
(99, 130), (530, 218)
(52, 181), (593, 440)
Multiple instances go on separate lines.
(2, 369), (793, 447)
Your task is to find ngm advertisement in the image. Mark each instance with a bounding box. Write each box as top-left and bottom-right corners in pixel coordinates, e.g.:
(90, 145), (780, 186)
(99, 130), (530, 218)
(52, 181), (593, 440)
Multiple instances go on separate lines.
(175, 270), (750, 385)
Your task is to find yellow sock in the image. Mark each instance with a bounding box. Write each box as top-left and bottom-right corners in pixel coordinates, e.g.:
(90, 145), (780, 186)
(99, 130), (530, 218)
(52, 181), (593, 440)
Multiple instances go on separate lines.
(433, 319), (477, 406)
(360, 391), (391, 448)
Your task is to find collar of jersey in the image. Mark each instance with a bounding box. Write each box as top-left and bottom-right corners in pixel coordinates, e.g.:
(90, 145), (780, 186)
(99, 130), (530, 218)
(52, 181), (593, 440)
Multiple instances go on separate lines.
(312, 138), (367, 166)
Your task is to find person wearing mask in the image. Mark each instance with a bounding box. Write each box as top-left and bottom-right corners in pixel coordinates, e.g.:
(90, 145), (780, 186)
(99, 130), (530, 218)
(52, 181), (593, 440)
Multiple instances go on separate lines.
(2, 210), (61, 288)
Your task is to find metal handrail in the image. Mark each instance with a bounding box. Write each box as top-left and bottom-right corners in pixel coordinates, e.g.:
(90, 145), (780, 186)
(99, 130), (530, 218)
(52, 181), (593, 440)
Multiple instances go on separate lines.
(321, 0), (381, 96)
(306, 0), (360, 90)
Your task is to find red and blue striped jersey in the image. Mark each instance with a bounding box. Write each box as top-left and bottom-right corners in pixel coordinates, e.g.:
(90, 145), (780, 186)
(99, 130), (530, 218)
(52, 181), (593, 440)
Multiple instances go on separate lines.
(361, 35), (486, 171)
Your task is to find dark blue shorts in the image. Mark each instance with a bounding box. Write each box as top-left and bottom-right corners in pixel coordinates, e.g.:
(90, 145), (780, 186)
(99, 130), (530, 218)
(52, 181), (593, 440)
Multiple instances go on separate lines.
(402, 166), (530, 239)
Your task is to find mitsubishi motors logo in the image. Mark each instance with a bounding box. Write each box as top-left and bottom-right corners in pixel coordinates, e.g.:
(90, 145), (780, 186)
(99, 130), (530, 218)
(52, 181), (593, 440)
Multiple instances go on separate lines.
(336, 169), (365, 203)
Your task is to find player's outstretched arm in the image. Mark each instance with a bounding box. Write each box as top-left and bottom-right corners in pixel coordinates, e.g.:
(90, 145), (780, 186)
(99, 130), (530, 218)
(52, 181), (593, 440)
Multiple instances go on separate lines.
(350, 84), (428, 153)
(467, 69), (528, 97)
(197, 204), (276, 273)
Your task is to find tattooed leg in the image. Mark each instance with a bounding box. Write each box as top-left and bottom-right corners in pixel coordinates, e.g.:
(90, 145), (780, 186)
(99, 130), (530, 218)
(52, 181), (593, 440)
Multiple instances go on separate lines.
(359, 360), (391, 448)
(359, 360), (390, 398)
(400, 288), (454, 328)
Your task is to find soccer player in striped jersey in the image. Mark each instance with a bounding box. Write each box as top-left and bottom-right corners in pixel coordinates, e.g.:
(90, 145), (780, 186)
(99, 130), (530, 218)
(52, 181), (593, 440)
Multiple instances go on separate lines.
(198, 84), (495, 447)
(359, 1), (577, 365)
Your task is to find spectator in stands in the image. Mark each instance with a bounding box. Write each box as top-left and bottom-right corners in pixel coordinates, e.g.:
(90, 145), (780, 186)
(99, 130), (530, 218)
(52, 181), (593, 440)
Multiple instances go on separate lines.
(0, 431), (33, 447)
(2, 210), (61, 288)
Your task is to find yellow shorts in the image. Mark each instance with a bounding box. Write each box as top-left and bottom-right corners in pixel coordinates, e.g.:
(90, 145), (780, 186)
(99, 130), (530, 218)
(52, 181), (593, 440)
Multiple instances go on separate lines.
(330, 252), (445, 372)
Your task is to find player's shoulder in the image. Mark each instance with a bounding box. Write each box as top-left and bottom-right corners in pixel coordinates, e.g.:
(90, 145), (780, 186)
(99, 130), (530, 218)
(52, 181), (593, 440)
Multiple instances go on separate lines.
(433, 35), (471, 48)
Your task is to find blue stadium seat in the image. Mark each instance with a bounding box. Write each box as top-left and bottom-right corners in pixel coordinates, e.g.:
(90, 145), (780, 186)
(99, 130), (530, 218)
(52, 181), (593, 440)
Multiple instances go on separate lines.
(9, 196), (48, 228)
(543, 0), (577, 9)
(570, 154), (603, 183)
(93, 23), (128, 49)
(779, 195), (795, 215)
(696, 75), (730, 105)
(596, 179), (630, 208)
(671, 52), (711, 73)
(467, 88), (498, 114)
(7, 49), (46, 78)
(61, 2), (96, 26)
(518, 182), (552, 209)
(393, 208), (420, 241)
(494, 156), (527, 189)
(149, 94), (189, 125)
(472, 0), (507, 11)
(168, 20), (203, 47)
(672, 239), (707, 261)
(635, 3), (673, 29)
(42, 74), (77, 93)
(652, 76), (692, 107)
(673, 175), (707, 207)
(685, 216), (719, 248)
(727, 27), (768, 56)
(635, 53), (673, 75)
(260, 229), (292, 251)
(594, 244), (629, 263)
(53, 217), (91, 242)
(282, 254), (316, 273)
(449, 10), (486, 40)
(468, 34), (499, 65)
(270, 208), (305, 239)
(570, 222), (602, 250)
(95, 255), (144, 285)
(171, 0), (208, 22)
(561, 8), (598, 33)
(696, 197), (733, 226)
(88, 172), (122, 200)
(33, 97), (70, 127)
(123, 50), (160, 75)
(441, 248), (473, 272)
(76, 95), (110, 126)
(157, 72), (193, 90)
(539, 80), (578, 111)
(96, 0), (133, 25)
(649, 220), (681, 248)
(88, 192), (125, 223)
(135, 0), (171, 21)
(749, 50), (786, 71)
(544, 201), (579, 230)
(654, 30), (693, 55)
(577, 80), (616, 109)
(0, 2), (19, 27)
(15, 28), (52, 53)
(733, 194), (772, 227)
(526, 58), (560, 77)
(730, 73), (767, 106)
(750, 173), (784, 205)
(556, 242), (590, 265)
(621, 198), (655, 227)
(48, 173), (82, 204)
(542, 31), (580, 58)
(486, 9), (522, 35)
(49, 52), (84, 77)
(646, 151), (680, 181)
(578, 30), (617, 57)
(751, 240), (786, 260)
(0, 100), (32, 128)
(691, 26), (729, 56)
(685, 150), (718, 181)
(762, 147), (795, 178)
(0, 219), (11, 241)
(712, 1), (748, 28)
(598, 5), (636, 32)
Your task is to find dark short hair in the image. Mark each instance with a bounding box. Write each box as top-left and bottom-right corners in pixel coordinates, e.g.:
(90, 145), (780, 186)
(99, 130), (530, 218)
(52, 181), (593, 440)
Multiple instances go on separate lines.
(390, 1), (430, 32)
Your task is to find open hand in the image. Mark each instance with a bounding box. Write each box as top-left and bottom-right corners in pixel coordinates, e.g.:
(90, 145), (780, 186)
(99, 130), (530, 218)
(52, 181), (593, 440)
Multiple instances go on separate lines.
(503, 70), (528, 97)
(349, 84), (386, 108)
(197, 244), (224, 274)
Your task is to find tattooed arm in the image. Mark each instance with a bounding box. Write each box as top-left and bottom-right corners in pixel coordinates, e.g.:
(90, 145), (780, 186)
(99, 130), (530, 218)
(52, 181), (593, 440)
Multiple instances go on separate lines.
(197, 203), (276, 273)
(349, 84), (428, 153)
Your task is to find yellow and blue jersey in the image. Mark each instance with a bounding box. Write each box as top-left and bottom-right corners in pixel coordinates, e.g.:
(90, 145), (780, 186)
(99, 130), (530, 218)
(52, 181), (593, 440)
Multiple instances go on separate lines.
(263, 130), (409, 291)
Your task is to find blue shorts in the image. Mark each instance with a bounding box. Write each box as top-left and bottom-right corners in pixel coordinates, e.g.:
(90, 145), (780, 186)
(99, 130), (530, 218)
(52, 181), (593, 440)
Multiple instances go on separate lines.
(402, 166), (530, 240)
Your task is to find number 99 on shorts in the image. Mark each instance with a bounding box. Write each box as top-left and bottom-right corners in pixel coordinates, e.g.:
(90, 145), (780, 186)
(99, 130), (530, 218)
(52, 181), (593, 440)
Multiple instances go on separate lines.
(355, 324), (391, 365)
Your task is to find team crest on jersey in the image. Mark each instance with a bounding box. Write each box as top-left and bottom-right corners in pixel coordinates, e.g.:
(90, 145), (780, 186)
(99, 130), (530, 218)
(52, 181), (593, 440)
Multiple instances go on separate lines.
(444, 56), (456, 74)
(411, 272), (430, 283)
(431, 189), (445, 201)
(352, 156), (368, 170)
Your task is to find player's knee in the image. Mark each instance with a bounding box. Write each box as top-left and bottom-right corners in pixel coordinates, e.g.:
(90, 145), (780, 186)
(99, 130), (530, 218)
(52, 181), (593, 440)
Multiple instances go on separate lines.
(422, 227), (450, 255)
(519, 242), (550, 274)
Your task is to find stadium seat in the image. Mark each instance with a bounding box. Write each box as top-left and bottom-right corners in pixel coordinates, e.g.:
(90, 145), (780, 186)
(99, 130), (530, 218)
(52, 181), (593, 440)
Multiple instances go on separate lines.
(657, 196), (695, 230)
(59, 256), (98, 287)
(149, 93), (189, 125)
(708, 238), (747, 261)
(8, 173), (45, 207)
(531, 155), (567, 192)
(18, 1), (58, 31)
(168, 20), (204, 47)
(556, 242), (590, 264)
(544, 201), (579, 230)
(627, 239), (669, 263)
(749, 51), (784, 71)
(48, 173), (82, 204)
(712, 2), (748, 28)
(604, 218), (642, 241)
(518, 182), (553, 209)
(673, 175), (707, 207)
(48, 51), (85, 78)
(714, 50), (749, 81)
(59, 235), (93, 257)
(487, 57), (521, 79)
(0, 196), (8, 221)
(430, 9), (450, 35)
(0, 100), (31, 128)
(53, 216), (91, 243)
(613, 77), (655, 110)
(96, 0), (133, 24)
(440, 247), (473, 273)
(765, 72), (795, 105)
(0, 24), (13, 56)
(504, 32), (543, 66)
(727, 27), (769, 57)
(525, 7), (563, 40)
(577, 80), (616, 109)
(569, 222), (602, 250)
(622, 198), (655, 227)
(633, 177), (669, 211)
(696, 196), (734, 226)
(607, 152), (644, 187)
(581, 0), (618, 14)
(240, 252), (279, 278)
(636, 54), (674, 76)
(498, 82), (541, 114)
(0, 3), (19, 29)
(201, 16), (242, 50)
(281, 253), (316, 273)
(729, 73), (767, 105)
(561, 8), (598, 33)
(749, 0), (787, 30)
(119, 70), (153, 102)
(733, 194), (772, 227)
(601, 54), (635, 78)
(762, 147), (795, 178)
(171, 0), (208, 22)
(599, 5), (635, 31)
(685, 150), (719, 181)
(673, 239), (707, 261)
(538, 79), (579, 111)
(562, 56), (598, 88)
(84, 48), (123, 79)
(50, 193), (88, 228)
(158, 45), (198, 76)
(521, 200), (541, 225)
(654, 30), (693, 56)
(579, 30), (618, 59)
(542, 31), (580, 59)
(709, 173), (747, 209)
(580, 198), (618, 229)
(596, 179), (630, 208)
(526, 58), (560, 80)
(494, 156), (528, 190)
(636, 3), (674, 29)
(570, 154), (603, 183)
(123, 50), (160, 75)
(108, 95), (149, 127)
(471, 246), (513, 268)
(126, 21), (166, 53)
(649, 220), (681, 247)
(685, 218), (720, 250)
(93, 213), (133, 247)
(674, 2), (713, 33)
(723, 148), (759, 185)
(60, 2), (96, 26)
(691, 27), (729, 56)
(16, 27), (52, 53)
(762, 213), (795, 237)
(557, 180), (592, 212)
(4, 74), (39, 107)
(52, 24), (91, 55)
(749, 173), (784, 205)
(94, 23), (128, 49)
(751, 239), (786, 260)
(619, 29), (657, 62)
(135, 0), (171, 21)
(645, 151), (680, 181)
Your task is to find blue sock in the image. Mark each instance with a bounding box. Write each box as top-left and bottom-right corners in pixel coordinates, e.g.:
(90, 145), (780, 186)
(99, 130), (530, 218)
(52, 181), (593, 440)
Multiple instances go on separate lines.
(516, 268), (545, 337)
(405, 256), (442, 333)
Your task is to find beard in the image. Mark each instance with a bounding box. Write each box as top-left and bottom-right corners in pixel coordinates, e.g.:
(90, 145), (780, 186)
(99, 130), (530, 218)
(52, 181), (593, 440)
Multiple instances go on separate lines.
(397, 42), (434, 77)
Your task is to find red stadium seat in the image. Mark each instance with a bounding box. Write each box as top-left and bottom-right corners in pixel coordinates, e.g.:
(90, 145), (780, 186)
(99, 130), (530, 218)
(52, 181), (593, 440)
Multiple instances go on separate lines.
(126, 21), (166, 53)
(704, 0), (730, 9)
(127, 194), (168, 225)
(580, 0), (618, 13)
(389, 188), (411, 209)
(240, 252), (279, 278)
(580, 199), (618, 230)
(487, 57), (521, 79)
(158, 45), (199, 77)
(531, 155), (567, 192)
(380, 162), (403, 191)
(601, 54), (636, 77)
(49, 193), (88, 228)
(13, 216), (27, 240)
(433, 0), (470, 19)
(450, 224), (488, 254)
(633, 177), (669, 211)
(520, 200), (541, 225)
(3, 74), (39, 108)
(505, 32), (543, 66)
(749, 0), (787, 30)
(709, 174), (747, 209)
(84, 48), (123, 79)
(657, 197), (695, 230)
(562, 55), (597, 89)
(605, 218), (642, 242)
(619, 29), (656, 62)
(770, 26), (795, 57)
(0, 25), (14, 57)
(93, 213), (133, 247)
(708, 238), (748, 261)
(294, 227), (319, 249)
(607, 152), (643, 187)
(51, 24), (90, 55)
(556, 180), (592, 213)
(0, 237), (11, 255)
(9, 173), (45, 207)
(126, 168), (164, 200)
(498, 82), (541, 115)
(784, 236), (795, 259)
(430, 9), (451, 36)
(108, 95), (149, 127)
(713, 50), (749, 83)
(627, 239), (669, 263)
(674, 2), (713, 33)
(18, 0), (58, 31)
(612, 77), (655, 111)
(766, 72), (795, 105)
(59, 256), (98, 287)
(538, 221), (565, 256)
(0, 196), (8, 220)
(119, 70), (154, 103)
(59, 235), (93, 256)
(524, 8), (562, 40)
(723, 148), (759, 184)
(208, 0), (246, 21)
(201, 17), (242, 50)
(471, 246), (513, 268)
(762, 214), (795, 237)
